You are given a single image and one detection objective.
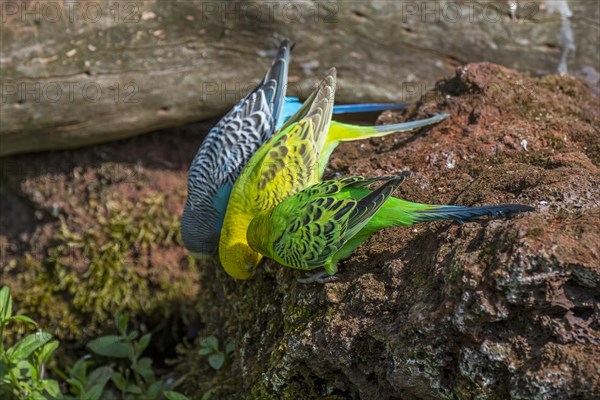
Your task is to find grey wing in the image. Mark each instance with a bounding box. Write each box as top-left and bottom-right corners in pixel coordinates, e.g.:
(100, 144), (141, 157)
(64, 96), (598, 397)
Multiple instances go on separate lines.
(187, 38), (292, 193)
(186, 88), (275, 215)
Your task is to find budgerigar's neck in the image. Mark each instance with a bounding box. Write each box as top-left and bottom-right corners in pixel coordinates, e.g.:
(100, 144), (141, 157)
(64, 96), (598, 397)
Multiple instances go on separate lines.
(219, 191), (254, 247)
(219, 189), (263, 279)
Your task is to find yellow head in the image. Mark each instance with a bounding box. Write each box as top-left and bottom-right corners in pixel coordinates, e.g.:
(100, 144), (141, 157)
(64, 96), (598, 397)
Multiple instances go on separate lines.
(219, 241), (263, 280)
(218, 189), (264, 279)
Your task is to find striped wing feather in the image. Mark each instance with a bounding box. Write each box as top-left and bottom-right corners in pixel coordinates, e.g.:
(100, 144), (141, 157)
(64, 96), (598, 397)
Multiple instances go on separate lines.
(187, 88), (276, 220)
(272, 180), (354, 269)
(271, 176), (406, 269)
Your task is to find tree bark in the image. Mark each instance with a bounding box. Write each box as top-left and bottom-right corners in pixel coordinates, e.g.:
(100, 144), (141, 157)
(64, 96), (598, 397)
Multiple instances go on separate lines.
(1, 0), (598, 155)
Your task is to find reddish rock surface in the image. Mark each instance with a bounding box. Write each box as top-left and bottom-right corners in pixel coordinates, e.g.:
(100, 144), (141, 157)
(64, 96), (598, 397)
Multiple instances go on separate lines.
(191, 63), (599, 399)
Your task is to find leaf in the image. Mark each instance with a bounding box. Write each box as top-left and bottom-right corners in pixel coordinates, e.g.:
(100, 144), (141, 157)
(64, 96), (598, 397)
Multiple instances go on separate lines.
(225, 339), (234, 355)
(134, 333), (151, 355)
(164, 391), (191, 400)
(125, 383), (142, 394)
(126, 330), (138, 341)
(38, 340), (60, 365)
(200, 336), (219, 352)
(201, 389), (214, 400)
(115, 315), (129, 336)
(11, 359), (35, 379)
(86, 366), (113, 390)
(87, 336), (129, 358)
(198, 347), (213, 356)
(7, 331), (52, 362)
(0, 361), (8, 378)
(8, 315), (38, 327)
(40, 379), (61, 398)
(111, 372), (126, 391)
(134, 357), (154, 383)
(208, 353), (224, 370)
(0, 286), (11, 321)
(31, 392), (48, 400)
(147, 381), (162, 399)
(82, 383), (104, 400)
(100, 391), (116, 400)
(68, 357), (90, 383)
(67, 377), (85, 395)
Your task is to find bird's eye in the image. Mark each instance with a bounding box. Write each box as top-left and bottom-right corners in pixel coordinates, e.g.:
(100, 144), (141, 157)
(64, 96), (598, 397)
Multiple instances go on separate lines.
(246, 262), (254, 272)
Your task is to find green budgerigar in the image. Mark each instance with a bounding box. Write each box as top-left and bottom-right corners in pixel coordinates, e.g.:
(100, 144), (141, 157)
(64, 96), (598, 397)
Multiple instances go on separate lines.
(247, 174), (534, 282)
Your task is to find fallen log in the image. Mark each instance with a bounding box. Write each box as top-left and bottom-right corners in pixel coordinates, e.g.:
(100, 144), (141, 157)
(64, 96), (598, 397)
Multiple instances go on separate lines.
(1, 0), (598, 155)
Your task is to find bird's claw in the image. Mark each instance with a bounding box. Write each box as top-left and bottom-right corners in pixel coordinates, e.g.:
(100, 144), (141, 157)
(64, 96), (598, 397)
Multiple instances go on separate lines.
(297, 271), (338, 284)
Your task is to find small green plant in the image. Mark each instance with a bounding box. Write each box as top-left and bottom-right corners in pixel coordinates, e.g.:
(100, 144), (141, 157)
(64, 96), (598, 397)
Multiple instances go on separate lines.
(63, 314), (189, 400)
(59, 357), (113, 400)
(1, 287), (189, 400)
(198, 336), (234, 370)
(0, 286), (61, 399)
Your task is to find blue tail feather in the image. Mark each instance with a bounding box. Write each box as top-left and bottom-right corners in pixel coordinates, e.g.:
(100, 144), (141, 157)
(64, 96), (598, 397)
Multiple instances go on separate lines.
(414, 204), (534, 224)
(277, 97), (408, 129)
(332, 102), (407, 114)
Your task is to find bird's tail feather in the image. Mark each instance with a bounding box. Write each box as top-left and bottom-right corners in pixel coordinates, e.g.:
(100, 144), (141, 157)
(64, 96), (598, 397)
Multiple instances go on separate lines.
(411, 204), (535, 224)
(384, 202), (534, 227)
(263, 39), (293, 123)
(327, 113), (449, 143)
(279, 99), (407, 129)
(332, 102), (407, 114)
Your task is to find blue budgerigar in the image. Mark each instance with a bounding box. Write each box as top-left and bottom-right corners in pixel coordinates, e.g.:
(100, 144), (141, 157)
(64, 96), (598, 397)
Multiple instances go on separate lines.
(181, 40), (293, 258)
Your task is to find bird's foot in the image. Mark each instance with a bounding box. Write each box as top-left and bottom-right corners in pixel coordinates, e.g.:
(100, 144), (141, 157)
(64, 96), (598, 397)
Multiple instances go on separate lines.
(297, 271), (338, 284)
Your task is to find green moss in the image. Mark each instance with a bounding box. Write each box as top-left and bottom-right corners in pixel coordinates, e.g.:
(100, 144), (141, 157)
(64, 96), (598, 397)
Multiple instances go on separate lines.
(528, 153), (549, 168)
(282, 297), (315, 336)
(447, 261), (465, 283)
(1, 192), (197, 343)
(249, 370), (350, 400)
(2, 254), (81, 341)
(478, 243), (497, 265)
(526, 227), (544, 238)
(536, 75), (585, 98)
